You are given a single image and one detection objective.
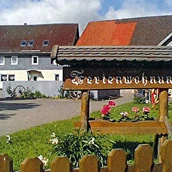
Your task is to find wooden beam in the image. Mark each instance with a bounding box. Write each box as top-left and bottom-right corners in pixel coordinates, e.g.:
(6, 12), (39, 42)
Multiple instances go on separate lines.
(157, 89), (169, 163)
(159, 89), (168, 122)
(75, 121), (167, 134)
(80, 91), (90, 132)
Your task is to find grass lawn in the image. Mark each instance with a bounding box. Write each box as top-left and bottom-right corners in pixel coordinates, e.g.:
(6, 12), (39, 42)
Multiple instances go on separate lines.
(0, 101), (172, 170)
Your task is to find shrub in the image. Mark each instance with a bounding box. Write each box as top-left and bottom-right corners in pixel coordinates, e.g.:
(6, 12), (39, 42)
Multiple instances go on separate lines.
(50, 130), (114, 167)
(34, 91), (42, 98)
(40, 94), (47, 98)
(6, 84), (15, 98)
(20, 89), (35, 99)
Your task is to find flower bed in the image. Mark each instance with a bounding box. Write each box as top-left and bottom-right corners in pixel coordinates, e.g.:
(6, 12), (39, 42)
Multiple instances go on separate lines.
(99, 101), (154, 122)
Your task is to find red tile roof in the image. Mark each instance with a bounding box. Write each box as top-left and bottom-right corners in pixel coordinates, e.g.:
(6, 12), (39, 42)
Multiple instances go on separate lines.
(111, 22), (136, 45)
(77, 21), (136, 46)
(0, 23), (79, 52)
(76, 15), (172, 46)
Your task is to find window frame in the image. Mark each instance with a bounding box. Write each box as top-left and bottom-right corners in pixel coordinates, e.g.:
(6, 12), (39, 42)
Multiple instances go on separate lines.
(1, 74), (7, 81)
(53, 59), (58, 65)
(11, 56), (18, 65)
(0, 56), (5, 65)
(27, 40), (34, 46)
(8, 75), (15, 81)
(55, 74), (59, 81)
(42, 40), (49, 46)
(21, 40), (27, 46)
(32, 56), (39, 65)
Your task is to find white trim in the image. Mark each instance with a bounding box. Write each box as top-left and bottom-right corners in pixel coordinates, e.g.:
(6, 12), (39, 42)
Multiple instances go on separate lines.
(11, 56), (18, 65)
(32, 56), (39, 65)
(158, 32), (172, 46)
(167, 41), (172, 46)
(0, 56), (5, 65)
(27, 40), (34, 46)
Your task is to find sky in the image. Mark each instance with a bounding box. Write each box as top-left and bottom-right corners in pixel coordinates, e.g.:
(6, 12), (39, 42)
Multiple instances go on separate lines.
(0, 0), (172, 34)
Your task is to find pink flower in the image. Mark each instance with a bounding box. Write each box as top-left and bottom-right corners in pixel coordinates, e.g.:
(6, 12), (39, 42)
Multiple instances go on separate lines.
(142, 107), (150, 113)
(132, 107), (139, 113)
(108, 101), (116, 107)
(101, 105), (110, 115)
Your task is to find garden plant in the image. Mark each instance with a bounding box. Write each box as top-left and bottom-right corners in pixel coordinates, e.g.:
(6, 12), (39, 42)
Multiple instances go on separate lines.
(0, 101), (172, 170)
(97, 100), (155, 122)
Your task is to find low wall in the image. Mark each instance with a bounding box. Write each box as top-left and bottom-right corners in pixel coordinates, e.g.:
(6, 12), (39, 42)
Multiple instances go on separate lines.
(3, 81), (63, 98)
(3, 82), (121, 100)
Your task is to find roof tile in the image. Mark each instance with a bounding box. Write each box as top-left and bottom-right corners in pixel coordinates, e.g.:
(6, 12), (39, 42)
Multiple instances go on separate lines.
(0, 24), (79, 52)
(77, 15), (172, 46)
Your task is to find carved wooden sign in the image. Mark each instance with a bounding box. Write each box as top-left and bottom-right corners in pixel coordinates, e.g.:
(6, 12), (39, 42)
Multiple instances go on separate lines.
(63, 67), (172, 90)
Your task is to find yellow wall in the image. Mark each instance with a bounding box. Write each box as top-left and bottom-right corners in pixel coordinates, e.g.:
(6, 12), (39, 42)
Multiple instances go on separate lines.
(38, 70), (63, 81)
(0, 69), (63, 88)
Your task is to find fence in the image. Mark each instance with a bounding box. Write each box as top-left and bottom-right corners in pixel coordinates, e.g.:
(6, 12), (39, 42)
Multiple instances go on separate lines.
(1, 139), (172, 172)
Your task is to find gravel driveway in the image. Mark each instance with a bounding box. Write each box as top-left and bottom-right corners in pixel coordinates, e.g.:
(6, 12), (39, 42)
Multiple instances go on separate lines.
(0, 90), (133, 136)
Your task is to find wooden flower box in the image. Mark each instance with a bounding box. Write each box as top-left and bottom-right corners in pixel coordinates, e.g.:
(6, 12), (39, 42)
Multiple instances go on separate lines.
(74, 120), (168, 135)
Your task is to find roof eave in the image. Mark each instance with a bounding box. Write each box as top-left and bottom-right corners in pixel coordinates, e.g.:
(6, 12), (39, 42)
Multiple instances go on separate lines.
(54, 45), (172, 64)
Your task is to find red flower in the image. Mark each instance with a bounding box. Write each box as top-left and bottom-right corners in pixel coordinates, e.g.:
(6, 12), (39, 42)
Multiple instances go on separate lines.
(108, 101), (116, 107)
(132, 107), (139, 113)
(142, 107), (150, 113)
(101, 105), (110, 115)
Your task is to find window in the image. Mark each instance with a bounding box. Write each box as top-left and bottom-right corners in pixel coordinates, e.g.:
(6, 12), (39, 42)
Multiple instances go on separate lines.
(0, 57), (5, 65)
(55, 74), (59, 81)
(21, 40), (27, 46)
(8, 75), (15, 81)
(27, 40), (34, 46)
(1, 75), (7, 81)
(53, 59), (57, 65)
(42, 40), (49, 46)
(32, 56), (39, 65)
(11, 56), (18, 65)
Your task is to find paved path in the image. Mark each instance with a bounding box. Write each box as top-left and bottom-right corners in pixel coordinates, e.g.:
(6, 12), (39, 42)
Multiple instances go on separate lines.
(0, 90), (133, 136)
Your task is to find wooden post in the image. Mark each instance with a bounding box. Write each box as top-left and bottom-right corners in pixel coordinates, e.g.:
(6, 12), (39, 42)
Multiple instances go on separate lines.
(80, 91), (90, 132)
(79, 155), (99, 172)
(21, 157), (43, 172)
(161, 140), (172, 172)
(159, 88), (168, 121)
(0, 154), (13, 172)
(108, 149), (127, 172)
(51, 157), (71, 172)
(157, 88), (168, 163)
(135, 144), (153, 172)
